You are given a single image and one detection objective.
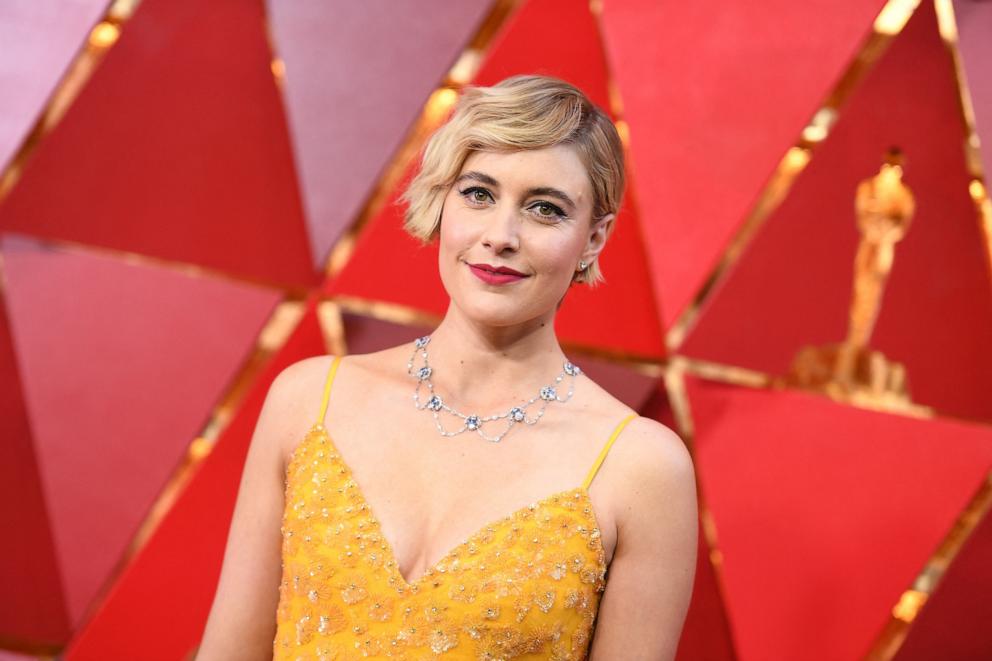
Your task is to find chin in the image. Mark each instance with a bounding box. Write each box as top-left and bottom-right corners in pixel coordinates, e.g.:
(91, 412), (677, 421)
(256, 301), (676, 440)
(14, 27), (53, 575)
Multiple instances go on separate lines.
(440, 263), (562, 323)
(457, 299), (527, 326)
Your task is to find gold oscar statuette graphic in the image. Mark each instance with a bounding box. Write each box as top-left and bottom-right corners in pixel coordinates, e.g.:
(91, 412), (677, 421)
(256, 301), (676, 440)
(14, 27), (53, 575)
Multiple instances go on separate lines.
(786, 148), (918, 411)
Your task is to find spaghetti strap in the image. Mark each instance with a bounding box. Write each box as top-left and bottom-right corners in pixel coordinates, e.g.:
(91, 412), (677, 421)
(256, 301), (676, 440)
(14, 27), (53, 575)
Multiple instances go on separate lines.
(582, 412), (638, 490)
(316, 355), (343, 426)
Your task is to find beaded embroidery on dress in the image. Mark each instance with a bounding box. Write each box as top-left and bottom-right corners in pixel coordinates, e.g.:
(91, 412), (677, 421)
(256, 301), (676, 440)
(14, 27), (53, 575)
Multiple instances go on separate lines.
(273, 355), (637, 659)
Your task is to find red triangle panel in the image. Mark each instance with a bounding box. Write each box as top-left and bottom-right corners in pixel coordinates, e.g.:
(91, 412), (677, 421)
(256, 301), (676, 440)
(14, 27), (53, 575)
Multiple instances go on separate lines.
(0, 284), (67, 644)
(2, 233), (281, 630)
(600, 0), (890, 327)
(688, 376), (992, 661)
(0, 0), (107, 170)
(0, 0), (315, 286)
(63, 295), (326, 661)
(893, 489), (992, 660)
(268, 0), (493, 269)
(680, 2), (992, 421)
(953, 1), (992, 175)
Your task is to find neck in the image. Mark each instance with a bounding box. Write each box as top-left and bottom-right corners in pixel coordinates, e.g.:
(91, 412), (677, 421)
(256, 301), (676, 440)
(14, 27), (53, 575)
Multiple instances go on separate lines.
(423, 301), (571, 413)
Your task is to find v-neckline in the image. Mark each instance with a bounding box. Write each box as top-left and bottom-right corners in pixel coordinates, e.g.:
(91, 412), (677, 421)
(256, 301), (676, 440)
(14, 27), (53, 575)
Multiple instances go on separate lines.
(286, 423), (608, 591)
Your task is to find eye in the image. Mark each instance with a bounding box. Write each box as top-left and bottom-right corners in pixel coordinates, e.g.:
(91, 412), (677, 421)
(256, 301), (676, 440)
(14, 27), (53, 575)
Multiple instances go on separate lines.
(460, 187), (493, 206)
(528, 201), (567, 221)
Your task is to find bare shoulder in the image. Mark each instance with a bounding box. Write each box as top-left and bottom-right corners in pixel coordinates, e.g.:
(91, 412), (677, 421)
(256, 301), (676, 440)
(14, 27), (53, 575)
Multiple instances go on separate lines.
(609, 415), (697, 530)
(575, 371), (695, 510)
(268, 353), (335, 413)
(618, 416), (694, 488)
(264, 354), (338, 463)
(582, 416), (698, 658)
(265, 349), (405, 462)
(575, 373), (694, 491)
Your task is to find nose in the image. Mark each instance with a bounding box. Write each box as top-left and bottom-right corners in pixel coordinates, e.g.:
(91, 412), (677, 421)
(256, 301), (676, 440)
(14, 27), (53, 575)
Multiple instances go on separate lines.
(480, 204), (520, 254)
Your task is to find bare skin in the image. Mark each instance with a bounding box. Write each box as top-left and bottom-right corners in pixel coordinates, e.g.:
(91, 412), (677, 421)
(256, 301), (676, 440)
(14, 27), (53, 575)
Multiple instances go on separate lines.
(197, 145), (697, 660)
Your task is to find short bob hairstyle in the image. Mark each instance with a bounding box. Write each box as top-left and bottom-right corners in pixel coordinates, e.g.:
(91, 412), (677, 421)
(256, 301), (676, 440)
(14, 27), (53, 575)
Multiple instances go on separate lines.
(401, 74), (625, 287)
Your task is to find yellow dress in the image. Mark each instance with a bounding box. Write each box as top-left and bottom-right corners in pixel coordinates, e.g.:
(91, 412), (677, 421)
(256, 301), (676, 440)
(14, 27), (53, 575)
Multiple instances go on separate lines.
(273, 355), (637, 659)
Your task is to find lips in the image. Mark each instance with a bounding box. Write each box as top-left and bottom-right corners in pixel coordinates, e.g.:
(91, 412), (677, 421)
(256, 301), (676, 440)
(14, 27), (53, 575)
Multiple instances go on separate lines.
(469, 262), (527, 276)
(467, 262), (529, 285)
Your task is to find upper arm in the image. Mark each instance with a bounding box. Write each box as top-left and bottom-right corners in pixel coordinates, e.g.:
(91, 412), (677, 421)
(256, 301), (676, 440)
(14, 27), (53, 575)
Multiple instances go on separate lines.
(195, 358), (323, 660)
(588, 418), (699, 661)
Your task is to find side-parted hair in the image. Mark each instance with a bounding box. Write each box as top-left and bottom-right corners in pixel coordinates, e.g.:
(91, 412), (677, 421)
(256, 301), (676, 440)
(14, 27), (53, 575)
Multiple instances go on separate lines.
(400, 74), (625, 287)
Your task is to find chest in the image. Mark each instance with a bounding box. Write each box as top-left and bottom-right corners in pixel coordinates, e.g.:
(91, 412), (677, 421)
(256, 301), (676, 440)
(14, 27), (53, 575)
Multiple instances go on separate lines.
(324, 405), (618, 559)
(275, 426), (608, 659)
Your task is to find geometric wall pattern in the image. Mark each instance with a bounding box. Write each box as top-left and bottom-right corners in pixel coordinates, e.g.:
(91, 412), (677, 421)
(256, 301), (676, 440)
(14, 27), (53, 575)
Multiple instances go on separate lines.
(954, 0), (992, 171)
(600, 0), (894, 329)
(1, 233), (280, 645)
(0, 0), (315, 287)
(893, 492), (992, 660)
(0, 0), (989, 658)
(61, 295), (328, 661)
(688, 376), (992, 660)
(0, 0), (108, 172)
(678, 0), (992, 422)
(267, 0), (494, 269)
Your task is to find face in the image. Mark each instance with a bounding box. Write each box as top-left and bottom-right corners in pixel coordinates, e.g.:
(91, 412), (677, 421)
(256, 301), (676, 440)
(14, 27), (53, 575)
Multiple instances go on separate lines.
(437, 144), (613, 328)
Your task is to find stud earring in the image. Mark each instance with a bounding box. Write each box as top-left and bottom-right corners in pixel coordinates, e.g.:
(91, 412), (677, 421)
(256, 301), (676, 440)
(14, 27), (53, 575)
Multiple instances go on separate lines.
(578, 261), (587, 271)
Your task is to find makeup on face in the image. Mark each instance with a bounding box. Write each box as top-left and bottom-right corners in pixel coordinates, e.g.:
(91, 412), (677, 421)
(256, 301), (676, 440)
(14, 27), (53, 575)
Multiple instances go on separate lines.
(438, 146), (594, 314)
(454, 171), (577, 223)
(467, 262), (530, 285)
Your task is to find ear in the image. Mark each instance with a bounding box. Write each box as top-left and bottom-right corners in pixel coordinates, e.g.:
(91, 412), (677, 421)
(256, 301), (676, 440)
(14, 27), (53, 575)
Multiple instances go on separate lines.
(580, 213), (615, 265)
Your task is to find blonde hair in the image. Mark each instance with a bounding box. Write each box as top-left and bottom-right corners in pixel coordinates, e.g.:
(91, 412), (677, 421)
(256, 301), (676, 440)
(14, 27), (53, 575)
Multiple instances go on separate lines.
(400, 75), (625, 287)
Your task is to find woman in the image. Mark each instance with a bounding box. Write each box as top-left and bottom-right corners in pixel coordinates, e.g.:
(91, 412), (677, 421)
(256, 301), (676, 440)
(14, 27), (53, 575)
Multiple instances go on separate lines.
(197, 75), (697, 660)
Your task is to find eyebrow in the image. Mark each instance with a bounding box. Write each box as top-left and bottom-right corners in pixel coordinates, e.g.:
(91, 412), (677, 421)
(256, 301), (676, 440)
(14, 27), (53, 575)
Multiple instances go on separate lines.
(456, 171), (499, 187)
(526, 186), (576, 211)
(455, 171), (577, 211)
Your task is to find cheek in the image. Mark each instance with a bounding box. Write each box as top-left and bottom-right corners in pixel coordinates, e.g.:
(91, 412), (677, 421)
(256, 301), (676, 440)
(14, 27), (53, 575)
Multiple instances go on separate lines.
(438, 199), (474, 247)
(536, 237), (584, 272)
(439, 226), (469, 267)
(437, 209), (479, 276)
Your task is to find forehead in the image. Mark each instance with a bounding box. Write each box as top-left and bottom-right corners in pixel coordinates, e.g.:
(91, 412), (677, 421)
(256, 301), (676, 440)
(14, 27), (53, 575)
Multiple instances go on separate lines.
(459, 145), (591, 202)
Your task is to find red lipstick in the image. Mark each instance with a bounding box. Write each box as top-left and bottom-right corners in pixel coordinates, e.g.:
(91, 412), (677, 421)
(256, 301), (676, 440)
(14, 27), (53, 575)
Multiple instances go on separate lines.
(468, 262), (529, 285)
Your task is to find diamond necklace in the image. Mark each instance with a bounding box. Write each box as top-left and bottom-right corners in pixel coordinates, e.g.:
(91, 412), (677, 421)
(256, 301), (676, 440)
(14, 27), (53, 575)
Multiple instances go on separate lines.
(407, 335), (581, 443)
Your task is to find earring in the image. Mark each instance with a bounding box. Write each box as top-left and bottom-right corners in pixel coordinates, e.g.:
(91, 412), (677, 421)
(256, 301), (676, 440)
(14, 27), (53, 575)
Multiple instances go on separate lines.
(578, 261), (587, 271)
